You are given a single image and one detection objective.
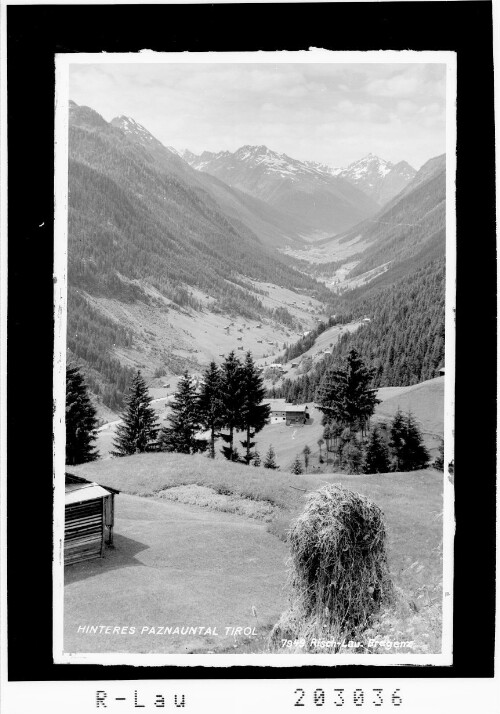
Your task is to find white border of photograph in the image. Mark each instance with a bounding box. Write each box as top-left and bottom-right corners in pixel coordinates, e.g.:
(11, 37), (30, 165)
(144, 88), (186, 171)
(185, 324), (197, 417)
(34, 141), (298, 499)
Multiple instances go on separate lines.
(53, 48), (456, 667)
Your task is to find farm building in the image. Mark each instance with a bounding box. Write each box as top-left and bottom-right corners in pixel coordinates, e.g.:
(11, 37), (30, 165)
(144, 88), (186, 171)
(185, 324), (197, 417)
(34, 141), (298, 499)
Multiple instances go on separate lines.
(65, 473), (119, 566)
(264, 399), (309, 425)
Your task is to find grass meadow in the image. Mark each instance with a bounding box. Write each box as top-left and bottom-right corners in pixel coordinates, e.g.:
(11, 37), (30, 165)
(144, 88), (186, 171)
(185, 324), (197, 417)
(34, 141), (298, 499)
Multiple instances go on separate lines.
(70, 453), (444, 654)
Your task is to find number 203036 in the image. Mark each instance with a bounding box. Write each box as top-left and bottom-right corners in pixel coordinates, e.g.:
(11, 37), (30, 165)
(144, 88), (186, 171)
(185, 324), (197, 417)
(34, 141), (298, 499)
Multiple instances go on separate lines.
(294, 688), (403, 708)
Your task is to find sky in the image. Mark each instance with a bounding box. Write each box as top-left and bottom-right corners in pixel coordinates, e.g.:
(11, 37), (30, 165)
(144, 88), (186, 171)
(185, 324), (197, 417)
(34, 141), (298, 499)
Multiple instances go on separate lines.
(69, 60), (447, 170)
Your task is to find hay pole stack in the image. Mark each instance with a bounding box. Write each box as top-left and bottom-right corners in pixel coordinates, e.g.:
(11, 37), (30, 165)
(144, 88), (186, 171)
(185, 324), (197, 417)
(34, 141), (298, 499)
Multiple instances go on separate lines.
(270, 483), (394, 652)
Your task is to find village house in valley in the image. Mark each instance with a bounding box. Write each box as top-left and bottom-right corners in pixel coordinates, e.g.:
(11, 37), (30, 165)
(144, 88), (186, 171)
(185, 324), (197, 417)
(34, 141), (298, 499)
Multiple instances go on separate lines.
(264, 398), (309, 425)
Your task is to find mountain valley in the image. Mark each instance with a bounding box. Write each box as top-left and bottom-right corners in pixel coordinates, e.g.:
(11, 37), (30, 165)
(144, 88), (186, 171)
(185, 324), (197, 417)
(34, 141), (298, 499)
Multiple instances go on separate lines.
(67, 101), (446, 421)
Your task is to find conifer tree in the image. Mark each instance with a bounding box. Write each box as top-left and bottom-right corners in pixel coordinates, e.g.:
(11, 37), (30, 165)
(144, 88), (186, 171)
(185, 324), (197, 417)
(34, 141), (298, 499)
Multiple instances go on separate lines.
(264, 444), (279, 470)
(364, 426), (391, 473)
(219, 352), (244, 461)
(400, 412), (430, 471)
(316, 349), (379, 434)
(112, 371), (159, 456)
(388, 409), (406, 471)
(160, 371), (202, 454)
(239, 352), (270, 464)
(198, 362), (224, 458)
(290, 454), (304, 475)
(389, 410), (430, 471)
(66, 364), (99, 465)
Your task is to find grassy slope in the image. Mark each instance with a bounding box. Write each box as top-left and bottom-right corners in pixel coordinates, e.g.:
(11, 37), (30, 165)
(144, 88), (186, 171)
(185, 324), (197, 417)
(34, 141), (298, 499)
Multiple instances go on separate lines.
(374, 375), (444, 438)
(64, 494), (288, 655)
(70, 452), (444, 654)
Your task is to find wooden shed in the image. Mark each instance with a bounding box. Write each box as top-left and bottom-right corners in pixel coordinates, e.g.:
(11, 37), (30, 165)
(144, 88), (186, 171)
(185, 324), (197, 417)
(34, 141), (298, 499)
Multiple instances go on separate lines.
(64, 473), (120, 566)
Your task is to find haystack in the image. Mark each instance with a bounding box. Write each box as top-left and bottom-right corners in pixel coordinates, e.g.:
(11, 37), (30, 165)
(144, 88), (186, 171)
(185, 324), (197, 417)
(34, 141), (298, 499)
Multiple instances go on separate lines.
(270, 484), (393, 652)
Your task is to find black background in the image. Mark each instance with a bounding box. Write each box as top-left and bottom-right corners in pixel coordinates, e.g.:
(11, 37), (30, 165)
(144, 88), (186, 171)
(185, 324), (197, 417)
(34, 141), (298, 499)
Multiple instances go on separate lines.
(7, 1), (496, 681)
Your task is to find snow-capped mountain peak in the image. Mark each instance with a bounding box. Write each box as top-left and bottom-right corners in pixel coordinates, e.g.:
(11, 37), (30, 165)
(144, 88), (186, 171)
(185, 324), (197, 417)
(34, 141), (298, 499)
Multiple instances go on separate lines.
(111, 115), (157, 142)
(343, 154), (393, 181)
(306, 154), (417, 204)
(186, 144), (340, 182)
(111, 116), (185, 161)
(181, 144), (379, 234)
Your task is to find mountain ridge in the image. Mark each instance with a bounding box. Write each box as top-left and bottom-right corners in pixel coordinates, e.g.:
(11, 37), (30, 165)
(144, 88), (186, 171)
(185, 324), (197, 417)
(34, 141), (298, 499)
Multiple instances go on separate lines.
(306, 153), (416, 206)
(333, 153), (445, 287)
(183, 144), (379, 236)
(67, 102), (334, 410)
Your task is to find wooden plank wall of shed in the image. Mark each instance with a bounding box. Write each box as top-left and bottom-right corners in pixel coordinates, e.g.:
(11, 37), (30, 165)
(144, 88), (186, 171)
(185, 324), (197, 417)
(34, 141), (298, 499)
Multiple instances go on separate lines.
(65, 498), (104, 565)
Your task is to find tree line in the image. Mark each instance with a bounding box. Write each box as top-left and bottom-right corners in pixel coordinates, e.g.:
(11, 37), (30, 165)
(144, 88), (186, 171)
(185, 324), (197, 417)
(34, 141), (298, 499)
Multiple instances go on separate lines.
(66, 349), (432, 476)
(65, 353), (279, 468)
(274, 257), (444, 404)
(285, 348), (430, 475)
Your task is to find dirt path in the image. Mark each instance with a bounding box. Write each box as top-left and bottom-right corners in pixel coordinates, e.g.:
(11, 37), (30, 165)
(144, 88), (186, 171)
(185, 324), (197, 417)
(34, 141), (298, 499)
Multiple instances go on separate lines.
(64, 494), (288, 656)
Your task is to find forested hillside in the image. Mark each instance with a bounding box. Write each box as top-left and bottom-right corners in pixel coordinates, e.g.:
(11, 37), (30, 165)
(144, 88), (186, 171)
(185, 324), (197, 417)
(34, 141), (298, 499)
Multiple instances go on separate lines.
(68, 102), (447, 414)
(275, 257), (445, 403)
(69, 106), (329, 306)
(337, 154), (445, 281)
(67, 102), (334, 410)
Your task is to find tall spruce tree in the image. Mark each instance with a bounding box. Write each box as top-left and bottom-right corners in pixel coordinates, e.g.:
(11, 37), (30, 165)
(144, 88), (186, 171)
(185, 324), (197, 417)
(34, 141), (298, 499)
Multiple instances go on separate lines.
(198, 362), (224, 459)
(219, 352), (244, 461)
(364, 426), (391, 473)
(160, 371), (203, 454)
(316, 349), (380, 434)
(66, 364), (99, 465)
(239, 352), (270, 464)
(112, 371), (159, 456)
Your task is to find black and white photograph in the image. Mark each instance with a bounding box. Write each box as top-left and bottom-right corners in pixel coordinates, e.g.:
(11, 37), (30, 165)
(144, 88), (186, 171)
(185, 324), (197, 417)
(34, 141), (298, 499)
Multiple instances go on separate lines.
(3, 1), (498, 711)
(52, 51), (455, 666)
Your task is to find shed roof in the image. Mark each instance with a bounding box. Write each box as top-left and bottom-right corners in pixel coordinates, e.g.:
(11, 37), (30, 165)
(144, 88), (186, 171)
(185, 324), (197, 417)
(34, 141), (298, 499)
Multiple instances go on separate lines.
(65, 483), (114, 505)
(65, 472), (120, 497)
(263, 399), (307, 413)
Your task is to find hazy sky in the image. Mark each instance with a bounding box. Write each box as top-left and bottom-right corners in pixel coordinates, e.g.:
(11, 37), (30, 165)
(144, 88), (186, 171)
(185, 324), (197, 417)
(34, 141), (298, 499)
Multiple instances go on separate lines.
(69, 61), (447, 169)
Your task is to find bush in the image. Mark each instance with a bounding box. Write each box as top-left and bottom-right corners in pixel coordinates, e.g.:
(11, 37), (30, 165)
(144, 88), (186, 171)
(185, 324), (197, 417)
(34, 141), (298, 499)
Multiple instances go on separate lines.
(342, 436), (365, 474)
(433, 440), (444, 470)
(290, 455), (304, 475)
